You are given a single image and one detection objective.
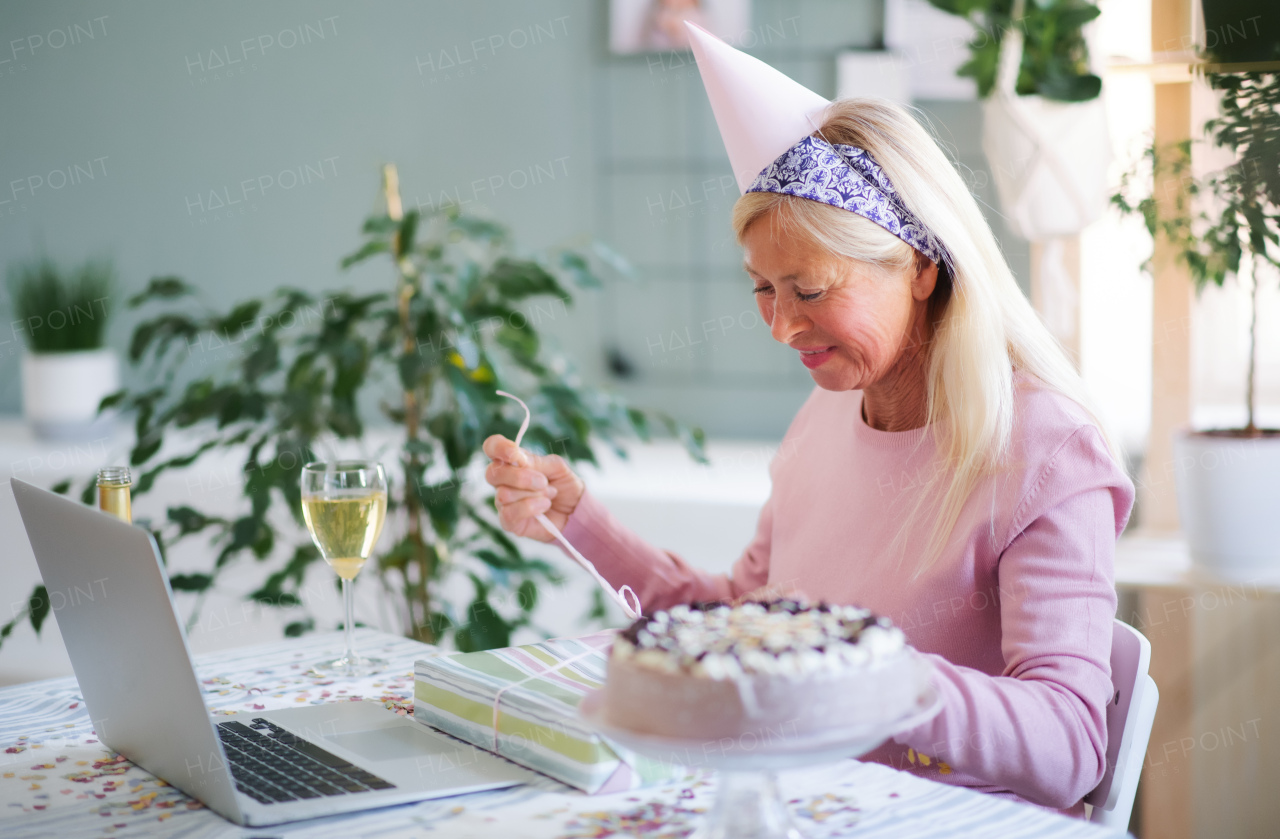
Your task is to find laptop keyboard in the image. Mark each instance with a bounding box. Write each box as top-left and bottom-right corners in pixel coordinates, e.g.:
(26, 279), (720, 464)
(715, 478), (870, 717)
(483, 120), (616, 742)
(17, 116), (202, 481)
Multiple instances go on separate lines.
(217, 718), (396, 805)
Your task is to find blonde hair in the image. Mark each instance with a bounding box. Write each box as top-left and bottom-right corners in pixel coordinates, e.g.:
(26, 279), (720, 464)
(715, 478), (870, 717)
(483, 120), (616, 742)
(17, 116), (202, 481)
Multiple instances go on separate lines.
(732, 98), (1118, 574)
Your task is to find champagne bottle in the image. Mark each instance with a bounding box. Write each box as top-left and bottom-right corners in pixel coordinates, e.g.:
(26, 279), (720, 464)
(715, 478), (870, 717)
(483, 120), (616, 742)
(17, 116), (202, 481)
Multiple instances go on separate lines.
(97, 467), (132, 523)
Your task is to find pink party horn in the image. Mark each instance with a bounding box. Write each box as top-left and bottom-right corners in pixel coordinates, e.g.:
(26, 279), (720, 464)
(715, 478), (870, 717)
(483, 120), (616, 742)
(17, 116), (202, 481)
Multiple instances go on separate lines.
(495, 390), (642, 621)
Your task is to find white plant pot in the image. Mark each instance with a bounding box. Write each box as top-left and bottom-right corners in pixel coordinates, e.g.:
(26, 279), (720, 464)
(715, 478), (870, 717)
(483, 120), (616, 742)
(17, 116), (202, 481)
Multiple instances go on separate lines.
(1172, 429), (1280, 585)
(21, 348), (120, 441)
(982, 94), (1112, 240)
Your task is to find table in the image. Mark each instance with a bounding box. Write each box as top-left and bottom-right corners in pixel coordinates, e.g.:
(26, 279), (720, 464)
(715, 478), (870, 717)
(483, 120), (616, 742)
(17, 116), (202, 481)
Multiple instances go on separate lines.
(0, 629), (1129, 838)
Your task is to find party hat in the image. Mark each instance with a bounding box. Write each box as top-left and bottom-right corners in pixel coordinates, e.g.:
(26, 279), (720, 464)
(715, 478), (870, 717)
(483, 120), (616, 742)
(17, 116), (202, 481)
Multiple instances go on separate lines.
(683, 21), (947, 266)
(684, 21), (830, 193)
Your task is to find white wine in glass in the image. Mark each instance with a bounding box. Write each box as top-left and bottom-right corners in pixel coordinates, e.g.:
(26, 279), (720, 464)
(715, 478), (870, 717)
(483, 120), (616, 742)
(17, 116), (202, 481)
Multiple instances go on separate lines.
(301, 461), (388, 676)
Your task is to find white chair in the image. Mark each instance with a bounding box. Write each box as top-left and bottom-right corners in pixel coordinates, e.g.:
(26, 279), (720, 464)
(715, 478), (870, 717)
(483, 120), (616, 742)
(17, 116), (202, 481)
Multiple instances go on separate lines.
(1085, 619), (1159, 828)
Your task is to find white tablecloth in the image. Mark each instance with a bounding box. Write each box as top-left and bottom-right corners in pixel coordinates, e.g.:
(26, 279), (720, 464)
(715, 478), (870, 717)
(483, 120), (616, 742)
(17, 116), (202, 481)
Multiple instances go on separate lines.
(0, 629), (1129, 838)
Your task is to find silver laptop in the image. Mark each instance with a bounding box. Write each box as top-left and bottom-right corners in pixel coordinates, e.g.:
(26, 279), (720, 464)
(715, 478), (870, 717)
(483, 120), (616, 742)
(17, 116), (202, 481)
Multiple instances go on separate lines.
(10, 478), (536, 826)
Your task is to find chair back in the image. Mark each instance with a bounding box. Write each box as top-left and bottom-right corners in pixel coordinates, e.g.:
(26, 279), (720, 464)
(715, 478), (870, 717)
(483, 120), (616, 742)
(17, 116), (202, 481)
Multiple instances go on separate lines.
(1085, 618), (1159, 827)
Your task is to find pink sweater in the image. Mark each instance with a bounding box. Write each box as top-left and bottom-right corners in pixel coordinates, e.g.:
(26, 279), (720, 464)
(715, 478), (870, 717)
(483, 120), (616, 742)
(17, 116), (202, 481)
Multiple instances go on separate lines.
(560, 379), (1134, 812)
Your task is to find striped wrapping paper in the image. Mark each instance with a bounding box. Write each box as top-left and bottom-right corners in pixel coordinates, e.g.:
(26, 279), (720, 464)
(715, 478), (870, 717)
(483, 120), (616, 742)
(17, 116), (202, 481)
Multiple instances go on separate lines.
(413, 630), (682, 793)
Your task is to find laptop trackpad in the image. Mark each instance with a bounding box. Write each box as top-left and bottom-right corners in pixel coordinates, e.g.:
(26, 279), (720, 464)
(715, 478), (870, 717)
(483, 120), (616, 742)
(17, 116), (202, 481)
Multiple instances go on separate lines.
(325, 725), (460, 762)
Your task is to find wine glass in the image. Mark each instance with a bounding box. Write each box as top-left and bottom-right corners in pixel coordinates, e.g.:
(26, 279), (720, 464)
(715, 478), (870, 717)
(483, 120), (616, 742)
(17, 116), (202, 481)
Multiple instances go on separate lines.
(301, 461), (388, 676)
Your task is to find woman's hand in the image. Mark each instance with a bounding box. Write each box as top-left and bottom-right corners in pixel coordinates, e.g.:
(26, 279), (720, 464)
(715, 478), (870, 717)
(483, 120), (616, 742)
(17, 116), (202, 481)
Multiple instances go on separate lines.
(482, 434), (585, 542)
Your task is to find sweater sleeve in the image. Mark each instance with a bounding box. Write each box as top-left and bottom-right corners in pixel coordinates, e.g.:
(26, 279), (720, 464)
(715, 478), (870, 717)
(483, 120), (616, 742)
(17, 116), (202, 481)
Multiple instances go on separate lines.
(556, 488), (774, 612)
(893, 425), (1132, 810)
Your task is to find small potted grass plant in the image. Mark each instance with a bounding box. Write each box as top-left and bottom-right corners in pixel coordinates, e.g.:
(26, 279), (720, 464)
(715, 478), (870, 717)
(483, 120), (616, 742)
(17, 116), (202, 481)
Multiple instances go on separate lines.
(8, 257), (118, 439)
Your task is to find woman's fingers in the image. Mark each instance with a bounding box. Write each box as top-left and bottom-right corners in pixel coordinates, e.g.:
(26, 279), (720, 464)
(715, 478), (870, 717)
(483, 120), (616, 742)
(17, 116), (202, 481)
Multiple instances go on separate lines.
(482, 434), (530, 468)
(539, 453), (577, 485)
(495, 485), (557, 505)
(497, 493), (554, 535)
(485, 461), (548, 491)
(483, 433), (584, 542)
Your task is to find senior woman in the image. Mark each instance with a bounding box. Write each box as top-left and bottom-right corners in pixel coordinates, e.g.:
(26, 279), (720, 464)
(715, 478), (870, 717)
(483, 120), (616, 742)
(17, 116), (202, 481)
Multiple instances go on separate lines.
(483, 27), (1132, 817)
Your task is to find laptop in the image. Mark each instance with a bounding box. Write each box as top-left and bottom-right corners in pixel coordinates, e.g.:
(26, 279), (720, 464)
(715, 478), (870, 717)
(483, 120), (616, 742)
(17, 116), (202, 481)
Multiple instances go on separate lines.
(10, 478), (537, 826)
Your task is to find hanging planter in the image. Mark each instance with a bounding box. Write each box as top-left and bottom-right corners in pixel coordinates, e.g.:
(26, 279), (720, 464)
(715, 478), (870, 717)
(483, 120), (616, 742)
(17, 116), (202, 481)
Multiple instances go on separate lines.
(966, 0), (1112, 240)
(928, 0), (1110, 351)
(980, 58), (1111, 241)
(926, 0), (1110, 236)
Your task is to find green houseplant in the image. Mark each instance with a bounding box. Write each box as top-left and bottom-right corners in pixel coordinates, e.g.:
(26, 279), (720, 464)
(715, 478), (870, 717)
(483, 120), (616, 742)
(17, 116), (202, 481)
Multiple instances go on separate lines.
(926, 0), (1110, 247)
(7, 257), (118, 440)
(924, 0), (1102, 102)
(1112, 70), (1280, 582)
(1, 165), (705, 651)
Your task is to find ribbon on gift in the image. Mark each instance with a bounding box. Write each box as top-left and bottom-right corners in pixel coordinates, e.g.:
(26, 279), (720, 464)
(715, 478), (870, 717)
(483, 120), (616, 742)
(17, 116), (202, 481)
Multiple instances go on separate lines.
(495, 390), (643, 621)
(489, 631), (615, 752)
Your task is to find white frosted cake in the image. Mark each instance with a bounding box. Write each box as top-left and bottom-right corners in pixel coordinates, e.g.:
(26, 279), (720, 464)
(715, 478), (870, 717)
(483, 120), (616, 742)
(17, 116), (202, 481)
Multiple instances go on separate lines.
(602, 600), (927, 740)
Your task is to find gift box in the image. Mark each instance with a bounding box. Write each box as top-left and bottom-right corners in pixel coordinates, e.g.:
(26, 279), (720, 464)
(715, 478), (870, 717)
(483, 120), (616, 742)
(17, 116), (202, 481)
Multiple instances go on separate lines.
(413, 630), (682, 793)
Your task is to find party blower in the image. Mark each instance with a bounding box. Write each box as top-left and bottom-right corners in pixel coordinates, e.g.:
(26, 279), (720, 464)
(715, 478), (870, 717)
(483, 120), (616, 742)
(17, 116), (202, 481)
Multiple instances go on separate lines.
(494, 390), (642, 621)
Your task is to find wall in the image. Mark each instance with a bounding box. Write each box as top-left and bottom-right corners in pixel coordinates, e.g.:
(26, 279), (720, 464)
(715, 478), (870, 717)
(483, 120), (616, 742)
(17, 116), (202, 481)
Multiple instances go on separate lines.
(0, 0), (1023, 439)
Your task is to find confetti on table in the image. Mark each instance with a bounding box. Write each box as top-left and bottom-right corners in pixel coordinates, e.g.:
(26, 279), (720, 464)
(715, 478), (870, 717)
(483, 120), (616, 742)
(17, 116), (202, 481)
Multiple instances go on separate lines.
(792, 792), (861, 825)
(0, 629), (1126, 839)
(561, 799), (707, 838)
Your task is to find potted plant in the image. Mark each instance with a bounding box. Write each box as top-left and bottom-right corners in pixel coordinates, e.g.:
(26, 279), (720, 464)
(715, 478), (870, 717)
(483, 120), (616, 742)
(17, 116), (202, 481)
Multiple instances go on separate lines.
(925, 0), (1110, 241)
(1, 165), (705, 653)
(8, 257), (117, 440)
(1112, 70), (1280, 583)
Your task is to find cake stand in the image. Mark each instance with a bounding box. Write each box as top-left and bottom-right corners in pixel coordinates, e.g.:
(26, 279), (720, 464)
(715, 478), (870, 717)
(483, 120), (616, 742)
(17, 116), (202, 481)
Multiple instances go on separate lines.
(579, 672), (941, 839)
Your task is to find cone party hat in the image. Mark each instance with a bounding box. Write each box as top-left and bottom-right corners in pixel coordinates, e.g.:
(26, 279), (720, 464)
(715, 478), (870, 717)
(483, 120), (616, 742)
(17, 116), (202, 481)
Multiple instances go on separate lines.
(684, 21), (830, 193)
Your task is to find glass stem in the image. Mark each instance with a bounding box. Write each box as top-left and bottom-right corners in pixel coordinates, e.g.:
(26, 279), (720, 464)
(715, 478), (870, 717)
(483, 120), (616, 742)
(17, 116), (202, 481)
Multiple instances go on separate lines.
(342, 577), (355, 665)
(695, 771), (803, 839)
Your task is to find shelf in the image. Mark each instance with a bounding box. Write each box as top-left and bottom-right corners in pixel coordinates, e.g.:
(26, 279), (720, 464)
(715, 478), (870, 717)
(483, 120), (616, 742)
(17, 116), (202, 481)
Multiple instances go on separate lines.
(1115, 531), (1280, 593)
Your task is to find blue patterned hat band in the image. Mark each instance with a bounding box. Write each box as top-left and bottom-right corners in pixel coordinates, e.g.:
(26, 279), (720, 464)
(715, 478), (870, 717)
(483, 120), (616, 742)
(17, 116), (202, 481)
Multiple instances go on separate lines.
(746, 135), (947, 267)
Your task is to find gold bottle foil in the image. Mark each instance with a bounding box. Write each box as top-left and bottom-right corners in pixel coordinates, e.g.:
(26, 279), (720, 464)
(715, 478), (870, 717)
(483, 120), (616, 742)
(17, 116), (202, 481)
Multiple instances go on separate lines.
(97, 467), (132, 523)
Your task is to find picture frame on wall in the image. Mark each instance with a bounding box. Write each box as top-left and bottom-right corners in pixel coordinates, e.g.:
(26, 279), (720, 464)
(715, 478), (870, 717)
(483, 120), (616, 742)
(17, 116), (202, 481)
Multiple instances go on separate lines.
(609, 0), (751, 54)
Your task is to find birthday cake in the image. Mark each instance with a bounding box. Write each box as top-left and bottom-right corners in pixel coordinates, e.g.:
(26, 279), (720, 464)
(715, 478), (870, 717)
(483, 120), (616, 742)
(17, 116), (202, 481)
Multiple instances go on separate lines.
(601, 600), (927, 740)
